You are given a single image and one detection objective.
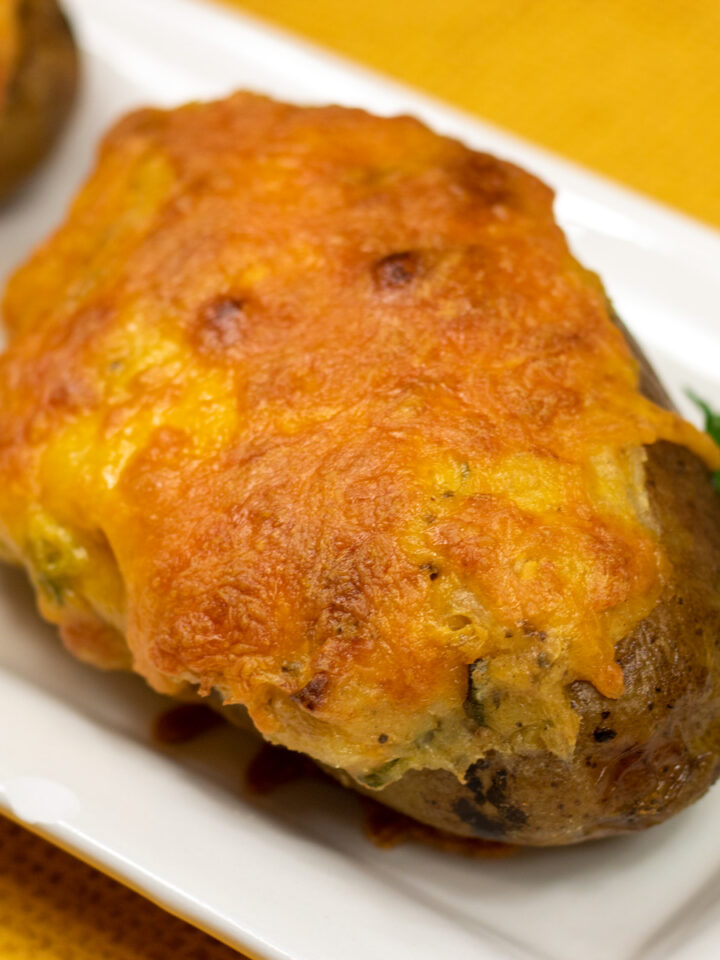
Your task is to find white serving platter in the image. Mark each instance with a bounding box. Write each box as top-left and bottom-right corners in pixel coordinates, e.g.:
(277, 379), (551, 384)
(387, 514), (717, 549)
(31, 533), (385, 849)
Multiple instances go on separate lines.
(1, 1), (720, 958)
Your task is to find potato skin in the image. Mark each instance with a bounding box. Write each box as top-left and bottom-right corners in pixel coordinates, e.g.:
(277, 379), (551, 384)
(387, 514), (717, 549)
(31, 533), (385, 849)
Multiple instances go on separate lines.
(369, 438), (720, 844)
(0, 0), (78, 203)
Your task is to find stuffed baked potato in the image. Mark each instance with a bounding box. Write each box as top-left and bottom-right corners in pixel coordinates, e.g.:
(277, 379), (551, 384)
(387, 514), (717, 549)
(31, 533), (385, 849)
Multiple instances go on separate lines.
(1, 93), (719, 845)
(0, 0), (78, 203)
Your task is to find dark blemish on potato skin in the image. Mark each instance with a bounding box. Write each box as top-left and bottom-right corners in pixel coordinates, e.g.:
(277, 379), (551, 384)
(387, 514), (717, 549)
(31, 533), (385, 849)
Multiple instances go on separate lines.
(464, 659), (487, 726)
(292, 671), (329, 711)
(457, 797), (527, 833)
(485, 768), (509, 808)
(372, 251), (421, 289)
(377, 733), (389, 744)
(464, 760), (489, 805)
(593, 727), (618, 743)
(503, 806), (528, 826)
(452, 798), (508, 838)
(455, 761), (528, 837)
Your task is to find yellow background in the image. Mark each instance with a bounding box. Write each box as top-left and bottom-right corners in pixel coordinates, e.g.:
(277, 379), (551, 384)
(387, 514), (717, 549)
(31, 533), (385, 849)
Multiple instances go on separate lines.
(231, 0), (720, 227)
(2, 1), (719, 958)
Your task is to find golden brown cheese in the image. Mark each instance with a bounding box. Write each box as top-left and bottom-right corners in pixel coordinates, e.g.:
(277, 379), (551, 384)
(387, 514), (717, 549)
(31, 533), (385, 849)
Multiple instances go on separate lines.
(1, 93), (718, 786)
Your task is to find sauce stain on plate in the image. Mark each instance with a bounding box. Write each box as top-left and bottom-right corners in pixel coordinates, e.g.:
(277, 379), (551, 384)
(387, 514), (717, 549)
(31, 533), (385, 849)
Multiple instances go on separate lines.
(245, 741), (517, 858)
(153, 709), (517, 858)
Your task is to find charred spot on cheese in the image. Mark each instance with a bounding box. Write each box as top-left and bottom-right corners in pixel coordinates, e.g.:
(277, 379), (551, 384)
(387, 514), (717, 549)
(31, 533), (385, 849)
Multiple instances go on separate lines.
(194, 295), (246, 354)
(292, 672), (330, 711)
(421, 562), (440, 581)
(520, 621), (548, 642)
(372, 251), (421, 290)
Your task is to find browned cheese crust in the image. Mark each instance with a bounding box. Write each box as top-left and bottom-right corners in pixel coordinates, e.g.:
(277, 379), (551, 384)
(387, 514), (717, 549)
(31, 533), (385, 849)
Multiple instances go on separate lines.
(1, 92), (719, 843)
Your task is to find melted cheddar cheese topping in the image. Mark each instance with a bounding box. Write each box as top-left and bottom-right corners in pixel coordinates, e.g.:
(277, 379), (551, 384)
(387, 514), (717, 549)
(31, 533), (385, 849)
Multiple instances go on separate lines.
(1, 94), (718, 784)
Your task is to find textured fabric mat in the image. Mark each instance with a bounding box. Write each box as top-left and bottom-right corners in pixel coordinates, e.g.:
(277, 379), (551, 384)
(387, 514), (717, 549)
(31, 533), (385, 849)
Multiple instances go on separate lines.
(229, 0), (720, 227)
(2, 0), (719, 957)
(0, 818), (241, 958)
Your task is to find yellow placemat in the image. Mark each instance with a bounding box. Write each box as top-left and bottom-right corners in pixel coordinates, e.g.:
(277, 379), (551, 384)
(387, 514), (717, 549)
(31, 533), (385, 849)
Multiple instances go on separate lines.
(2, 1), (719, 958)
(0, 817), (241, 959)
(229, 0), (720, 228)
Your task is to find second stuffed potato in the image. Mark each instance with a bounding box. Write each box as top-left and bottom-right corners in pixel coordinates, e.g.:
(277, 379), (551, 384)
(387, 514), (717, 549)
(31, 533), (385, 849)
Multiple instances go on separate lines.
(0, 0), (78, 203)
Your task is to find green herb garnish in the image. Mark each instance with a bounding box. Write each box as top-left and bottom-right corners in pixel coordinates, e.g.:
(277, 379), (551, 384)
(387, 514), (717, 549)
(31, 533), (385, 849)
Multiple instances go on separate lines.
(688, 391), (720, 492)
(358, 758), (401, 789)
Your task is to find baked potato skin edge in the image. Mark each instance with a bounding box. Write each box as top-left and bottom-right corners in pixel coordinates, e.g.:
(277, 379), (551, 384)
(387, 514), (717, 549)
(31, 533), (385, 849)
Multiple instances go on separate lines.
(368, 439), (720, 844)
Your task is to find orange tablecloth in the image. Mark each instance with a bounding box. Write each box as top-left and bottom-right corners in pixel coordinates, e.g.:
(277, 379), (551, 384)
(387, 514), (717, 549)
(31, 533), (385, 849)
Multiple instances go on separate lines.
(2, 1), (719, 957)
(231, 0), (720, 228)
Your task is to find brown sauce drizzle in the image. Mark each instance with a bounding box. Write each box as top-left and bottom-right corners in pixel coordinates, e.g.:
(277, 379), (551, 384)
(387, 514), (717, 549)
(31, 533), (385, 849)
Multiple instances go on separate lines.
(154, 710), (516, 857)
(360, 797), (515, 858)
